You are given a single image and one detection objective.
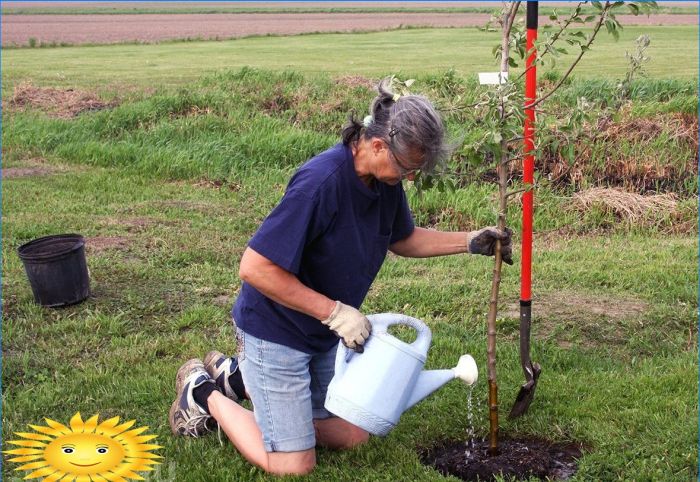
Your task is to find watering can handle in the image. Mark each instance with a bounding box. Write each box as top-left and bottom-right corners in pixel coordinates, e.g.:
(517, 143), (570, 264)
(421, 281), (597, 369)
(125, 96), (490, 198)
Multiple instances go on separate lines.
(366, 313), (432, 355)
(334, 340), (356, 378)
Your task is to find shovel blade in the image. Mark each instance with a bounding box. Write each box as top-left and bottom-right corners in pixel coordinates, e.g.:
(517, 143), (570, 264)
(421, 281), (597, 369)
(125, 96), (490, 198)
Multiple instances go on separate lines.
(508, 362), (541, 419)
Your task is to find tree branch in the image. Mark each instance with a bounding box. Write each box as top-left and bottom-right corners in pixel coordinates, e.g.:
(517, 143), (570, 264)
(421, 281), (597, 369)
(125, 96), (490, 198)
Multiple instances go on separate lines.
(499, 1), (521, 72)
(513, 1), (586, 83)
(531, 2), (611, 109)
(506, 187), (532, 199)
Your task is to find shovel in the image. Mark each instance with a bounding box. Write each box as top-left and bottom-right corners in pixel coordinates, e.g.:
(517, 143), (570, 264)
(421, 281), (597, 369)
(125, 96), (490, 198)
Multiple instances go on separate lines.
(509, 0), (541, 419)
(509, 301), (541, 418)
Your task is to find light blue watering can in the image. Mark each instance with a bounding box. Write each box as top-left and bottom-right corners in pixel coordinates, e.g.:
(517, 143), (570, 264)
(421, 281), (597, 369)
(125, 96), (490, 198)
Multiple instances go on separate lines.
(324, 313), (478, 436)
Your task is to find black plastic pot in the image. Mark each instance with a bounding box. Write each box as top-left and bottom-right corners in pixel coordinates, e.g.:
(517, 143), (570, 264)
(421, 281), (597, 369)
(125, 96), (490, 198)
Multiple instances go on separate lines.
(17, 234), (91, 307)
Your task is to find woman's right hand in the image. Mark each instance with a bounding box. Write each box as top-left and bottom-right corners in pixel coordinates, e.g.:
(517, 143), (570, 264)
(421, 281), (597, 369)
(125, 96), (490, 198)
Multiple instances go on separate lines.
(322, 301), (372, 353)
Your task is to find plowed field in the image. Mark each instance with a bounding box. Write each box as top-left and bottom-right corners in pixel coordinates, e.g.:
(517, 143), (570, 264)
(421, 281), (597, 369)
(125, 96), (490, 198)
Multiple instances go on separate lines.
(2, 12), (696, 47)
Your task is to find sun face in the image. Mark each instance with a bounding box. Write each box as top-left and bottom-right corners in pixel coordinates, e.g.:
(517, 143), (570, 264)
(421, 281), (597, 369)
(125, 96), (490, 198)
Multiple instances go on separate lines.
(4, 412), (162, 481)
(43, 432), (126, 475)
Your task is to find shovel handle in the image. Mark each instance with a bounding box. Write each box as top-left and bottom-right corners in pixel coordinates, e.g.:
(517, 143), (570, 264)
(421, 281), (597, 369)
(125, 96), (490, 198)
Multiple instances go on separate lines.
(519, 300), (534, 382)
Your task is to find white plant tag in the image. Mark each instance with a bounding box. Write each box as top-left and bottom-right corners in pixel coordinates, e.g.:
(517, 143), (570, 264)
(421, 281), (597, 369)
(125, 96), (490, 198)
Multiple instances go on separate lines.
(478, 72), (509, 85)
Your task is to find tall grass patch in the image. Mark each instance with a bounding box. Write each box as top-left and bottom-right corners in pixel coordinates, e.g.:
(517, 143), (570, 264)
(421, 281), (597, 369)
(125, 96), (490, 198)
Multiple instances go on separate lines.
(4, 68), (697, 198)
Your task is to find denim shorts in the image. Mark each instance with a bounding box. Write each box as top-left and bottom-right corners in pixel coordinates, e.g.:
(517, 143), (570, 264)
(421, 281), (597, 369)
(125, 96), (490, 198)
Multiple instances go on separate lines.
(236, 328), (337, 452)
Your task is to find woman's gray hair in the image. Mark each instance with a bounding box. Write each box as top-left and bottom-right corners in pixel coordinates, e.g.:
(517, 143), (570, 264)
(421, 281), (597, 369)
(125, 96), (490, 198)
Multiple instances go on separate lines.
(341, 77), (451, 173)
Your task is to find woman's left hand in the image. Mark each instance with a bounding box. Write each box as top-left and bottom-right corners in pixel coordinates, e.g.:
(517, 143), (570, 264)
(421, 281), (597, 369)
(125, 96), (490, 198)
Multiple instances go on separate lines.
(466, 227), (514, 265)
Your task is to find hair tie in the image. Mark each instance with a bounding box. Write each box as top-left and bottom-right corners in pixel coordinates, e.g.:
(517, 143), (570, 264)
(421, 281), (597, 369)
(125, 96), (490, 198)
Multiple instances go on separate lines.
(362, 115), (373, 128)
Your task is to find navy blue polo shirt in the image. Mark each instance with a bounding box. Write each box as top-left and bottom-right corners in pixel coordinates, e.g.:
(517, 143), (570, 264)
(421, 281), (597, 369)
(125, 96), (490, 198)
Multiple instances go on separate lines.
(232, 143), (415, 353)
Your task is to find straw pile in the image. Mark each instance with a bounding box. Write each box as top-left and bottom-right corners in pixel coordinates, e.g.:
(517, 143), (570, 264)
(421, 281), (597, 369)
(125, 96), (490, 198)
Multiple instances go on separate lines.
(571, 187), (678, 222)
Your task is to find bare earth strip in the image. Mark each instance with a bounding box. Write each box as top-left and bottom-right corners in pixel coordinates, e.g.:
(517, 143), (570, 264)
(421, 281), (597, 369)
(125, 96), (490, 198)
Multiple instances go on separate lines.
(2, 13), (696, 47)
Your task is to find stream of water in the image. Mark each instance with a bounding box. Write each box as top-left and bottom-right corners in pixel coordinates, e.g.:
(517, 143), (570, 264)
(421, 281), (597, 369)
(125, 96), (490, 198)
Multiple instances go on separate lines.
(463, 384), (486, 463)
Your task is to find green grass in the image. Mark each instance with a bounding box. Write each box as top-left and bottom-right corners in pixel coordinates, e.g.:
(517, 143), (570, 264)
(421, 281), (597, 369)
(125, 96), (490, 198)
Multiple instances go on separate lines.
(3, 25), (698, 92)
(2, 27), (698, 482)
(2, 148), (697, 481)
(4, 68), (697, 196)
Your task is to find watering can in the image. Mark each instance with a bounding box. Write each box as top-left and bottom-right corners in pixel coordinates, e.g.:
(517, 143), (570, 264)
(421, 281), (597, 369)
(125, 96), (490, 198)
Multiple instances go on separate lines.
(324, 313), (478, 436)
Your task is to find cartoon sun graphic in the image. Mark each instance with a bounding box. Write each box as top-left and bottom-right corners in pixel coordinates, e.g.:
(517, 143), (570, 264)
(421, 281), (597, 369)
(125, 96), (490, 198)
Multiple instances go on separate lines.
(4, 412), (162, 481)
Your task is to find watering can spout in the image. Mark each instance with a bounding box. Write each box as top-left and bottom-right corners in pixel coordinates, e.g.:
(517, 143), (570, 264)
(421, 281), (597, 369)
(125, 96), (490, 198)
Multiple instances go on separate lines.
(405, 369), (455, 410)
(405, 355), (479, 409)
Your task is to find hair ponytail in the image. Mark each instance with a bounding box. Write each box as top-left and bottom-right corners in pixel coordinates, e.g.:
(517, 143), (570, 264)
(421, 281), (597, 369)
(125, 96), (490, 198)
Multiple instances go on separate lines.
(341, 111), (364, 145)
(341, 77), (451, 172)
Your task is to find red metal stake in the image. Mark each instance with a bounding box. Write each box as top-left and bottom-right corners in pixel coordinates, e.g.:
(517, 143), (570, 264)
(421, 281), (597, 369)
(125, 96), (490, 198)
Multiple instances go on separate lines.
(523, 2), (537, 301)
(510, 0), (541, 419)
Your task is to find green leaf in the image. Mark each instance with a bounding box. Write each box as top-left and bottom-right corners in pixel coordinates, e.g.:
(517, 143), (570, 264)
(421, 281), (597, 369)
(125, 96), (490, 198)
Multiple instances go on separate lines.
(550, 139), (559, 155)
(627, 3), (640, 15)
(605, 19), (620, 41)
(508, 57), (518, 68)
(584, 15), (597, 22)
(591, 1), (603, 11)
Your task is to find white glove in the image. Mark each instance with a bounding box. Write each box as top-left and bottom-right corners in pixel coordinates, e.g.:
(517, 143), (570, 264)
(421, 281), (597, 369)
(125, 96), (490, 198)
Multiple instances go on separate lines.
(322, 301), (371, 353)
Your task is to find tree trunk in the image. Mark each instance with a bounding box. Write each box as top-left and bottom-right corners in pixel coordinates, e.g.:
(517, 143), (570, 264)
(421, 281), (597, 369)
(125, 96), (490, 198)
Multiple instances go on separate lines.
(486, 0), (518, 456)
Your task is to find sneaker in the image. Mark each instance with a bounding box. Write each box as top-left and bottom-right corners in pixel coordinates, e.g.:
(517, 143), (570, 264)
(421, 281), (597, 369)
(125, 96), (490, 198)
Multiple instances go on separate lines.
(204, 350), (246, 401)
(169, 359), (217, 437)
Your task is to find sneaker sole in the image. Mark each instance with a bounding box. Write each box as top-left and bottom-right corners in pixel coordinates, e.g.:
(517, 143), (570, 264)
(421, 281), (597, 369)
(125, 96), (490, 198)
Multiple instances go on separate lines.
(204, 350), (243, 401)
(175, 358), (206, 395)
(203, 350), (225, 376)
(168, 397), (182, 436)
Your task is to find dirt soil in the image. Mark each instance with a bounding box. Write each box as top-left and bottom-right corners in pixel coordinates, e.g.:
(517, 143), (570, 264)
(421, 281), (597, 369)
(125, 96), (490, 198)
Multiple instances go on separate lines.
(2, 157), (71, 179)
(7, 84), (115, 118)
(2, 13), (695, 46)
(2, 166), (54, 178)
(86, 236), (131, 253)
(422, 437), (584, 481)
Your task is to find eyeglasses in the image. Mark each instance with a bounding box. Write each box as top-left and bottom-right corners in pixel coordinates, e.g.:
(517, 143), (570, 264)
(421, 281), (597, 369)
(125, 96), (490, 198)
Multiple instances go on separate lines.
(388, 149), (421, 177)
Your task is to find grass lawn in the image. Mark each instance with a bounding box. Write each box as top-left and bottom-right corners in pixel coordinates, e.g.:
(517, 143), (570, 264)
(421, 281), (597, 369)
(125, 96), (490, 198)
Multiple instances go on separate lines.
(2, 153), (697, 481)
(2, 24), (698, 482)
(2, 25), (698, 93)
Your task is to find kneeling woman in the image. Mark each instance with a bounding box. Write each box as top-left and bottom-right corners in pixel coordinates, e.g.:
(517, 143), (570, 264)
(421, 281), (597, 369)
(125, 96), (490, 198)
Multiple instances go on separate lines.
(169, 78), (512, 475)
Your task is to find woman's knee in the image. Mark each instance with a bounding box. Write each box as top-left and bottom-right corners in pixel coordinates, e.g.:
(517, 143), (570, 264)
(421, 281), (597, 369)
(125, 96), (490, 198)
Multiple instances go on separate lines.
(314, 418), (369, 449)
(266, 449), (316, 475)
(344, 425), (370, 448)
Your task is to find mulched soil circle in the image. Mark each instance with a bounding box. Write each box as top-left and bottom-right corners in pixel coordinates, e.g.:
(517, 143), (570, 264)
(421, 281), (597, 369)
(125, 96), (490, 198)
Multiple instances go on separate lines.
(420, 436), (584, 481)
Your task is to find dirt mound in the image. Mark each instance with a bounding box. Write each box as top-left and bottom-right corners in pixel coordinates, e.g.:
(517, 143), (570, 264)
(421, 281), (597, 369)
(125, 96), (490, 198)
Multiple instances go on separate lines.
(539, 113), (698, 194)
(86, 236), (131, 252)
(2, 156), (70, 178)
(598, 113), (698, 150)
(333, 75), (375, 90)
(7, 83), (116, 118)
(2, 166), (54, 178)
(422, 437), (584, 481)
